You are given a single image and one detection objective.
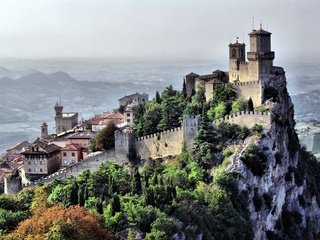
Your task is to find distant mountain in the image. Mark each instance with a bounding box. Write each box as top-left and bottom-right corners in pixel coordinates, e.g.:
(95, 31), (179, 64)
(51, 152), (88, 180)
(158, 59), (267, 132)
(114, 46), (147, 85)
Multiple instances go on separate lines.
(0, 70), (163, 153)
(0, 66), (37, 79)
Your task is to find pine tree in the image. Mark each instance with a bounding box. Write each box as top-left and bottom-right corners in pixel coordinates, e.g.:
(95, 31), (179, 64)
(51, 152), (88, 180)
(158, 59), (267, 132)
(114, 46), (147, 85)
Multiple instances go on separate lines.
(111, 194), (121, 216)
(182, 79), (187, 98)
(78, 186), (85, 207)
(131, 168), (142, 195)
(155, 91), (161, 104)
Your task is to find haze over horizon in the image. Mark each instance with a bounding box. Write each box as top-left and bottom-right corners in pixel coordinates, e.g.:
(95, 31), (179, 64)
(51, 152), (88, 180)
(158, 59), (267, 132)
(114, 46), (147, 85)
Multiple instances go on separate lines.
(0, 0), (319, 62)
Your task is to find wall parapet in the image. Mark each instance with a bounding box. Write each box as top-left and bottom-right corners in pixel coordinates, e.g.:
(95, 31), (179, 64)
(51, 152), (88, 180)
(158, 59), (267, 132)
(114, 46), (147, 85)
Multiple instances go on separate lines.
(227, 80), (260, 87)
(135, 127), (183, 143)
(214, 110), (271, 129)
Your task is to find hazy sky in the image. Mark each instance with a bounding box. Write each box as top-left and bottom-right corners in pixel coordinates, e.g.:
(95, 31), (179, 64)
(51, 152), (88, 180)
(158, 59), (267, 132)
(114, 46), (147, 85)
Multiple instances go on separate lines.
(0, 0), (318, 61)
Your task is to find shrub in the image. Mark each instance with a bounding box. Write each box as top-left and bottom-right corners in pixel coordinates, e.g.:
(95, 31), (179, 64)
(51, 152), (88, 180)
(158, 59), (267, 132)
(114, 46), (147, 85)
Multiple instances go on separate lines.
(240, 144), (268, 176)
(252, 124), (263, 134)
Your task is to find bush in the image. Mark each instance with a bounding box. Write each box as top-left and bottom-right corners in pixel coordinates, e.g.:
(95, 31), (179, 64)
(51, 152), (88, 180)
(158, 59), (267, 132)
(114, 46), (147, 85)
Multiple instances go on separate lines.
(252, 124), (263, 134)
(240, 144), (268, 176)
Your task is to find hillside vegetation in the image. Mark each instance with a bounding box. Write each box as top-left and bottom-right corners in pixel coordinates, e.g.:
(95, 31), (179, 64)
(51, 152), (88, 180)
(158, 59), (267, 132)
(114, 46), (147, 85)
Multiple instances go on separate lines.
(2, 84), (320, 239)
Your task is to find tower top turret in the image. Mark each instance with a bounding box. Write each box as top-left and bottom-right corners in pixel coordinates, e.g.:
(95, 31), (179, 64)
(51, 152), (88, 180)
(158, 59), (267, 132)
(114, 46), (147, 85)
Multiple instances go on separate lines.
(54, 102), (63, 117)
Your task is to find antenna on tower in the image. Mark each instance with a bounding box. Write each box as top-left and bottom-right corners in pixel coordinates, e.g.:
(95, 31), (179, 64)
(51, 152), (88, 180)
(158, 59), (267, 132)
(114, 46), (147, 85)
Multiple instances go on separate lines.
(266, 20), (269, 30)
(260, 20), (262, 29)
(242, 33), (244, 43)
(252, 17), (255, 30)
(59, 96), (61, 106)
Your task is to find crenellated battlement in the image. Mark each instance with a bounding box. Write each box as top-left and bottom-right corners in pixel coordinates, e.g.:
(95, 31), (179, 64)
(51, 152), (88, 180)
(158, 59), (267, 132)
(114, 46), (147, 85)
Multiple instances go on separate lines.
(115, 115), (200, 161)
(214, 110), (271, 129)
(135, 127), (183, 142)
(225, 80), (260, 87)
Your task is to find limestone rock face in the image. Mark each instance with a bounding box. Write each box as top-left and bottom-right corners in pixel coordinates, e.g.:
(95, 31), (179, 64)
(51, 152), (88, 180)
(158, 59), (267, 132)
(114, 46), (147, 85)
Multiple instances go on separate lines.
(234, 73), (320, 239)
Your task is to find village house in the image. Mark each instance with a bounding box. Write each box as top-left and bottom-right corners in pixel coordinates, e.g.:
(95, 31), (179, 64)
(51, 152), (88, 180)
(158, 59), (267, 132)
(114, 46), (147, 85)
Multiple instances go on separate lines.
(60, 143), (83, 166)
(21, 140), (61, 179)
(69, 130), (94, 148)
(118, 92), (148, 107)
(91, 111), (124, 132)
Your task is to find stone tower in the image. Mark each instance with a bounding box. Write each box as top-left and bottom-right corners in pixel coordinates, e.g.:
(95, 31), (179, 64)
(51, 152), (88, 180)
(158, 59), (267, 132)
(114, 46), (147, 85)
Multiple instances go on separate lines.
(40, 122), (48, 139)
(54, 102), (63, 118)
(247, 26), (275, 82)
(55, 102), (63, 134)
(229, 38), (246, 81)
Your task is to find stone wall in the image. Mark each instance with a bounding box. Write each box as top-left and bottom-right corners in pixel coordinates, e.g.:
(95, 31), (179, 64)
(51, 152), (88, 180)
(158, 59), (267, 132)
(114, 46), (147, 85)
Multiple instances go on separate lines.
(214, 111), (271, 129)
(230, 80), (262, 107)
(115, 115), (200, 161)
(4, 177), (21, 194)
(135, 128), (183, 160)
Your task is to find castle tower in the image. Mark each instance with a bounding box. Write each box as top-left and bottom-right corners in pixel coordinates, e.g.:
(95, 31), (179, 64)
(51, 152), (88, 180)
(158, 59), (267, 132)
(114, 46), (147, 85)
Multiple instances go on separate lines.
(40, 122), (48, 139)
(54, 102), (63, 118)
(229, 38), (246, 81)
(54, 102), (63, 134)
(247, 26), (275, 81)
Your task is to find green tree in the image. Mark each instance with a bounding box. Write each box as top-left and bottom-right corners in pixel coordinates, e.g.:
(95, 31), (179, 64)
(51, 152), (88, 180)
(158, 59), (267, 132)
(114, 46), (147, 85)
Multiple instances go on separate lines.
(155, 91), (161, 104)
(143, 102), (162, 135)
(231, 99), (247, 113)
(91, 122), (117, 151)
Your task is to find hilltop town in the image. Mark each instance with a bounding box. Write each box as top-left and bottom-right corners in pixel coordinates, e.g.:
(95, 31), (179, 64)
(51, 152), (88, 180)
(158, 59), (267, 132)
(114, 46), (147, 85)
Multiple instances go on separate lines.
(1, 26), (278, 189)
(2, 27), (320, 239)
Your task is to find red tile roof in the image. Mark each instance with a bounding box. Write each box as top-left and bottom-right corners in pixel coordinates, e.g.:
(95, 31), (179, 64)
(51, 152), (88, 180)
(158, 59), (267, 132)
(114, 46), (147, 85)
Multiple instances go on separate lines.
(61, 143), (82, 151)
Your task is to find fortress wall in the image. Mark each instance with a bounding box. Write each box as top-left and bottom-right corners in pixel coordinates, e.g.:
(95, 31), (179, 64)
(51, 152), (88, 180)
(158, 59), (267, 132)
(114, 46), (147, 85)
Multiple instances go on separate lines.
(115, 131), (134, 161)
(214, 111), (271, 129)
(4, 177), (21, 194)
(135, 127), (184, 160)
(230, 81), (262, 107)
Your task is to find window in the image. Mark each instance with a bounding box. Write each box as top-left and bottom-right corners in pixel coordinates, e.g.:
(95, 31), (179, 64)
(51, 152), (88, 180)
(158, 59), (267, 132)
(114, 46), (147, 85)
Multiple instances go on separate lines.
(40, 161), (42, 165)
(63, 152), (67, 157)
(28, 161), (31, 165)
(127, 119), (130, 123)
(28, 168), (31, 172)
(72, 153), (75, 157)
(232, 49), (236, 58)
(127, 113), (130, 117)
(40, 168), (43, 172)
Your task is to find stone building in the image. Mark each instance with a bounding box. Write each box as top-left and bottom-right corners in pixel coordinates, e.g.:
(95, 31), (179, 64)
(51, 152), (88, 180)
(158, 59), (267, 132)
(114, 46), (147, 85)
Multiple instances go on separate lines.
(60, 143), (83, 166)
(69, 130), (94, 148)
(54, 102), (78, 134)
(118, 92), (148, 107)
(22, 140), (61, 179)
(185, 27), (283, 107)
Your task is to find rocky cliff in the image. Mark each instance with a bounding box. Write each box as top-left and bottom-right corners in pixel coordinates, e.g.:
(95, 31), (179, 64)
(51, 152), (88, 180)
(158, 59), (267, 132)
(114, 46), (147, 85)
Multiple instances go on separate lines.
(233, 71), (320, 239)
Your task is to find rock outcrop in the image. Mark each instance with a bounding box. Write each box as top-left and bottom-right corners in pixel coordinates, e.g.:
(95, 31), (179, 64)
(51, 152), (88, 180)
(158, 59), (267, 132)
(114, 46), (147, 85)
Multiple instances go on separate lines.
(233, 71), (320, 239)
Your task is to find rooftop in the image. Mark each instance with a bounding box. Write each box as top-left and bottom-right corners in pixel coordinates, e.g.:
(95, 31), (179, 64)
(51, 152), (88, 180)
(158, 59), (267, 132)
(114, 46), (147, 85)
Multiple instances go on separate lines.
(249, 28), (271, 35)
(69, 130), (94, 139)
(61, 143), (82, 151)
(62, 112), (78, 118)
(22, 141), (61, 155)
(118, 92), (148, 101)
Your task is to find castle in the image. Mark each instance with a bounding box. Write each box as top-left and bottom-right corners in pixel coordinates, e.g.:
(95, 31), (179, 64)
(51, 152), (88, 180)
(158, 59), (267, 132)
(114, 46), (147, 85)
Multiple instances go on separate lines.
(185, 26), (284, 107)
(54, 102), (78, 134)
